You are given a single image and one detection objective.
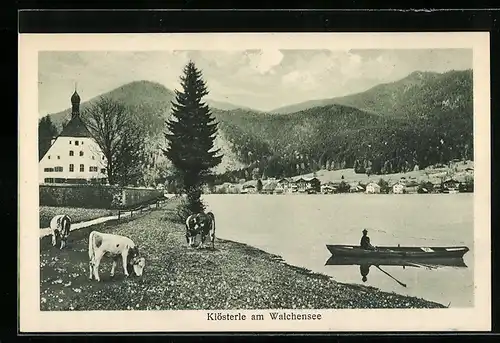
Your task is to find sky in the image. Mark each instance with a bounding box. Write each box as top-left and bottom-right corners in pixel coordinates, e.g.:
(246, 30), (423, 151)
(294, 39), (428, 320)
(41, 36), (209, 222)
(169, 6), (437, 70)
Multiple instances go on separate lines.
(38, 49), (472, 115)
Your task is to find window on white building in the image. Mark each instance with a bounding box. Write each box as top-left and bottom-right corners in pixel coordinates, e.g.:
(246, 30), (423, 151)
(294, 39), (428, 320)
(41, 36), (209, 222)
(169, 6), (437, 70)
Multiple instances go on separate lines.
(69, 150), (74, 156)
(69, 164), (74, 172)
(101, 168), (106, 174)
(54, 166), (63, 172)
(48, 156), (51, 159)
(44, 167), (54, 172)
(69, 141), (72, 144)
(92, 156), (95, 160)
(57, 156), (60, 159)
(80, 151), (84, 157)
(80, 164), (84, 172)
(75, 141), (79, 146)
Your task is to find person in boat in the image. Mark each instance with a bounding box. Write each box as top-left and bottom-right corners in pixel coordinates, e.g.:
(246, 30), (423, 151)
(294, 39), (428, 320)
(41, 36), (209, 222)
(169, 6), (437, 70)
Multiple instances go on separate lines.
(360, 264), (370, 282)
(360, 229), (376, 250)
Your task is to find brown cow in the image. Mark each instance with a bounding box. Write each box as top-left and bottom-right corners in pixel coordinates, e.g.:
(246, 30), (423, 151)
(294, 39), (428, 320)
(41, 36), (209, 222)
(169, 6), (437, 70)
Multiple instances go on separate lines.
(185, 212), (216, 249)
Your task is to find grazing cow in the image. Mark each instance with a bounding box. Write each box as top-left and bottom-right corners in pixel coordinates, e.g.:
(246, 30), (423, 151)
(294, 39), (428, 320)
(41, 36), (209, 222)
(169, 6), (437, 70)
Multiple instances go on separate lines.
(185, 212), (216, 249)
(88, 231), (146, 282)
(50, 214), (72, 249)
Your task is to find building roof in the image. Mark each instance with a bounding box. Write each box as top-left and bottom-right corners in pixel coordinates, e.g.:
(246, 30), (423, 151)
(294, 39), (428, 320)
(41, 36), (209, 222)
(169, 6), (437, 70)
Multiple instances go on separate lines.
(242, 180), (258, 188)
(303, 177), (319, 182)
(58, 116), (94, 138)
(292, 176), (319, 183)
(263, 180), (278, 190)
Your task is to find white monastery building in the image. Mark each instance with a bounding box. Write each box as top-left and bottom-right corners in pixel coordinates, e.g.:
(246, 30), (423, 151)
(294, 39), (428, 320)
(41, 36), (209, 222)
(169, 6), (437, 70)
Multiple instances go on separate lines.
(39, 90), (108, 184)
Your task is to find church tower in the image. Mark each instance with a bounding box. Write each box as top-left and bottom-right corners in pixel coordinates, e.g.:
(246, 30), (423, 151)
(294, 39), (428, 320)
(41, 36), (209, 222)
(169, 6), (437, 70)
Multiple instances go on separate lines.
(71, 84), (81, 119)
(39, 86), (108, 185)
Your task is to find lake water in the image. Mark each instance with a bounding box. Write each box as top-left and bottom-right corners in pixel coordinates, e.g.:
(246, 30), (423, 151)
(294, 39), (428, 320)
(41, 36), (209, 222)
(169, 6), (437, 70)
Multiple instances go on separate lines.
(202, 193), (474, 308)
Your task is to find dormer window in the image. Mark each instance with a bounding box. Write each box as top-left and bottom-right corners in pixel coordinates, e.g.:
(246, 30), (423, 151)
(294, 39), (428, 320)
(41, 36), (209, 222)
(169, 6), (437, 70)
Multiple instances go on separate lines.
(69, 150), (74, 156)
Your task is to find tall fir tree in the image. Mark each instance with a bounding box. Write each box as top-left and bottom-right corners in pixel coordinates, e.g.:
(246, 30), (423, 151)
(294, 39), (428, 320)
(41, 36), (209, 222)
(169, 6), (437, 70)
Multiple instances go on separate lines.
(164, 61), (223, 215)
(38, 116), (58, 161)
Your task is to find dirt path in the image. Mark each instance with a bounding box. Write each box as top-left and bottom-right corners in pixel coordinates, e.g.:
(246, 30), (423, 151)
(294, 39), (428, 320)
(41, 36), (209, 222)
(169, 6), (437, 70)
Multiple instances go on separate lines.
(39, 210), (137, 237)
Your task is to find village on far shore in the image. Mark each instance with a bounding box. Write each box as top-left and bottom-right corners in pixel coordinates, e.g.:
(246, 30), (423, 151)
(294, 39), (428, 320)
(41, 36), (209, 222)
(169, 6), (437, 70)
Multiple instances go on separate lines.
(198, 159), (474, 195)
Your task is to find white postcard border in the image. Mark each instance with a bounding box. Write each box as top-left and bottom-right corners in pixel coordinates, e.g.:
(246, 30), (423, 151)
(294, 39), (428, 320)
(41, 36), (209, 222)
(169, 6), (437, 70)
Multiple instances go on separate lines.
(19, 32), (491, 332)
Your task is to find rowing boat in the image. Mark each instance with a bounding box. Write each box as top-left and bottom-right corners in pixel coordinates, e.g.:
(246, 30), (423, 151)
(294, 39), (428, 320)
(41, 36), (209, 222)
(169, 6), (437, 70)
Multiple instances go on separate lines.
(325, 255), (468, 268)
(326, 244), (469, 259)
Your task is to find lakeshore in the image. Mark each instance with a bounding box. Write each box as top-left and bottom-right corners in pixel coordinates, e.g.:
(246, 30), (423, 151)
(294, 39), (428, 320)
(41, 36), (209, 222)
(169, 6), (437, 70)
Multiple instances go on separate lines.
(40, 198), (446, 311)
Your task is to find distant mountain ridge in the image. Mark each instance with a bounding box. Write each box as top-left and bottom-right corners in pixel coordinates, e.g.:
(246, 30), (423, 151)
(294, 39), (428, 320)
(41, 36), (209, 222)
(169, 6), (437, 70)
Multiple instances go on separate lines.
(212, 69), (472, 180)
(205, 99), (261, 112)
(270, 69), (472, 118)
(43, 82), (261, 129)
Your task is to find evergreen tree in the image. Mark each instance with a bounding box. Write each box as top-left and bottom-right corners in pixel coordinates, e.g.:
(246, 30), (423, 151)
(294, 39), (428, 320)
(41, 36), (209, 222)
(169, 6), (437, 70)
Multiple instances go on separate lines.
(38, 116), (58, 161)
(256, 179), (263, 193)
(164, 61), (223, 215)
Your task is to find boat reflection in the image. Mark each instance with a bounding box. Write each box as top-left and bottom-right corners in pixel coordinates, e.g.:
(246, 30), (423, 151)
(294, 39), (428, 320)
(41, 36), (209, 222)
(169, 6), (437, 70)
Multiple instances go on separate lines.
(325, 256), (468, 285)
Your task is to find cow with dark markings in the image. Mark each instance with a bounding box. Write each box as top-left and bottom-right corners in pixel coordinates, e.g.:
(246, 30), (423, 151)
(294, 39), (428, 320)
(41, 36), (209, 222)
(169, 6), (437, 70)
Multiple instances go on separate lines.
(88, 231), (146, 282)
(185, 211), (216, 249)
(50, 214), (72, 249)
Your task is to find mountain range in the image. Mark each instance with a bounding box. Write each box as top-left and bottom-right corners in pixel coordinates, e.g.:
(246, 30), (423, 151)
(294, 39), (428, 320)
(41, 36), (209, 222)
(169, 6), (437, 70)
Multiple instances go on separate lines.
(42, 69), (473, 181)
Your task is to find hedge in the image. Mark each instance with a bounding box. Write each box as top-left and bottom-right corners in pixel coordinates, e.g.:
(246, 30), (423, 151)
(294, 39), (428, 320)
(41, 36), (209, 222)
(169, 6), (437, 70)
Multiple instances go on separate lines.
(39, 184), (163, 209)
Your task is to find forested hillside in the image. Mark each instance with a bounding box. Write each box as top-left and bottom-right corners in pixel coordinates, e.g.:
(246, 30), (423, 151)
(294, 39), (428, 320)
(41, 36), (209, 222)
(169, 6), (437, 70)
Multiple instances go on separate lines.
(42, 69), (473, 185)
(214, 70), (473, 182)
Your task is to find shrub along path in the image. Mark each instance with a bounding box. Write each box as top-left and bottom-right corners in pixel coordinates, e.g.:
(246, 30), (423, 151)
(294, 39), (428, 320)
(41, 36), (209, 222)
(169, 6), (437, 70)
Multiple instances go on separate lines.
(40, 199), (445, 311)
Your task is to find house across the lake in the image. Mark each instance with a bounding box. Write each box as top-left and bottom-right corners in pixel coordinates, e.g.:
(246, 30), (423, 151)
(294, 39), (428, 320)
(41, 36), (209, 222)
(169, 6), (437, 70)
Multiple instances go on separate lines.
(262, 179), (278, 194)
(214, 182), (240, 194)
(442, 178), (461, 193)
(293, 177), (321, 193)
(320, 184), (336, 194)
(275, 178), (295, 193)
(349, 182), (365, 193)
(392, 182), (405, 194)
(365, 182), (381, 194)
(241, 180), (259, 194)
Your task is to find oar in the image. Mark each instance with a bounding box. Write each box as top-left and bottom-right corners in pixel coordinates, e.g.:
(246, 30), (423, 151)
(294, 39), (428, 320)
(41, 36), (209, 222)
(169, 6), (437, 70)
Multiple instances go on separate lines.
(375, 265), (407, 288)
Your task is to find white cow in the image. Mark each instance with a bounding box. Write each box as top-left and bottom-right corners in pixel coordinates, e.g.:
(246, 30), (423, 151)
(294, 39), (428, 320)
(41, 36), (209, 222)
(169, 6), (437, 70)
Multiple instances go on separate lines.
(88, 231), (146, 282)
(50, 214), (71, 249)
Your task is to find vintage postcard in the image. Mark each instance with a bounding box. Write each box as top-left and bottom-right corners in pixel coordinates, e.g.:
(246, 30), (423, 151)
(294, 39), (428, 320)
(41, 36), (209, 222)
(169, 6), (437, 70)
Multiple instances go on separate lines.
(19, 32), (491, 332)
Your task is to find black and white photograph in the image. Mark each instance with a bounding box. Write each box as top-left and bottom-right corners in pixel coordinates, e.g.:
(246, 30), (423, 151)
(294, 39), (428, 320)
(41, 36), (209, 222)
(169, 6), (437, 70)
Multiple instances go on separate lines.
(19, 32), (491, 332)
